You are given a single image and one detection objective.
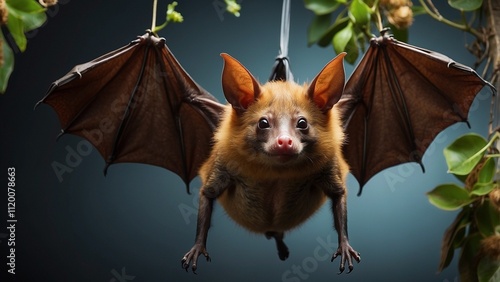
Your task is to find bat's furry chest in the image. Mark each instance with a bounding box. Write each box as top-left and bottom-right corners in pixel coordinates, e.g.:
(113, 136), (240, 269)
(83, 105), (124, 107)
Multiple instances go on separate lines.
(217, 176), (327, 234)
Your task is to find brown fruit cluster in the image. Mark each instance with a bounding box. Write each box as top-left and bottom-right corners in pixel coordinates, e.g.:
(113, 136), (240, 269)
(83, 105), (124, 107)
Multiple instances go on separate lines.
(380, 0), (414, 29)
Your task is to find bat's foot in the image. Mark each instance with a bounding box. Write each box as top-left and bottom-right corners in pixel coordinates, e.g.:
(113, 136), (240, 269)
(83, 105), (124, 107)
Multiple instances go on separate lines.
(265, 231), (289, 261)
(181, 243), (211, 274)
(331, 241), (360, 274)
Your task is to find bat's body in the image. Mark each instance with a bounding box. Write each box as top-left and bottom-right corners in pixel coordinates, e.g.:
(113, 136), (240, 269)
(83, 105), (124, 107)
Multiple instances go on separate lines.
(181, 53), (360, 273)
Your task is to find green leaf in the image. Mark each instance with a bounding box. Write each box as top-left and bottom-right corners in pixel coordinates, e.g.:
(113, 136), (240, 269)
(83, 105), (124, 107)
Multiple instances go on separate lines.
(332, 22), (359, 64)
(477, 256), (500, 282)
(6, 14), (26, 51)
(333, 22), (353, 54)
(459, 233), (483, 282)
(6, 0), (46, 31)
(427, 184), (474, 210)
(5, 0), (47, 52)
(470, 158), (496, 196)
(317, 16), (349, 47)
(444, 133), (489, 175)
(20, 10), (46, 32)
(478, 157), (496, 184)
(308, 14), (332, 46)
(453, 223), (467, 248)
(471, 183), (495, 196)
(6, 0), (45, 14)
(475, 200), (500, 238)
(344, 35), (359, 64)
(438, 208), (471, 271)
(448, 0), (483, 11)
(304, 0), (342, 15)
(0, 32), (14, 94)
(348, 0), (371, 26)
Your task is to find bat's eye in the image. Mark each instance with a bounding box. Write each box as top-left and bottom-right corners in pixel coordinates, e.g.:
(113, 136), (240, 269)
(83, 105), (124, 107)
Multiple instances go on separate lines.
(296, 117), (308, 130)
(258, 118), (270, 129)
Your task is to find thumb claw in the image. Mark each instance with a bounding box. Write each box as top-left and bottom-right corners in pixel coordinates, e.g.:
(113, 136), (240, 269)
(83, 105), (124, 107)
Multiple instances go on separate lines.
(331, 252), (339, 262)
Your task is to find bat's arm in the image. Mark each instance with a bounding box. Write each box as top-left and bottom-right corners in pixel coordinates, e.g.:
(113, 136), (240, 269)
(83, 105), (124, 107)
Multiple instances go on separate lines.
(181, 193), (214, 273)
(319, 169), (361, 274)
(330, 192), (360, 274)
(181, 165), (231, 273)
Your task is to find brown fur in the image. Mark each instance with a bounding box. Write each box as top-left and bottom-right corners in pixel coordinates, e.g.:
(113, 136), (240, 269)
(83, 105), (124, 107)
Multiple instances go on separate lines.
(200, 81), (348, 233)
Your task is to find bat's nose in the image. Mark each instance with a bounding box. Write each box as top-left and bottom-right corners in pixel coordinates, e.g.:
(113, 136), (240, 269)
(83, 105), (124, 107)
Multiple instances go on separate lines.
(277, 135), (293, 148)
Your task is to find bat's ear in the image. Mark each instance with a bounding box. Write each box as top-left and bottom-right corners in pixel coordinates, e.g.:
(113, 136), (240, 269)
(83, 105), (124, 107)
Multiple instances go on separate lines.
(307, 52), (346, 113)
(221, 53), (261, 113)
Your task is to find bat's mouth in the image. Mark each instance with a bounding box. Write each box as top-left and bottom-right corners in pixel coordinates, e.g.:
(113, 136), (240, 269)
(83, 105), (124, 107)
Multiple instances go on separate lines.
(270, 153), (299, 163)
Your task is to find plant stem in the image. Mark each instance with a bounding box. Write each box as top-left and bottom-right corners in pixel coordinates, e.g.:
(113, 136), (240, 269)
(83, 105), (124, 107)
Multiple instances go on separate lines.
(371, 0), (383, 32)
(418, 0), (482, 39)
(151, 0), (158, 31)
(462, 132), (500, 169)
(493, 131), (500, 141)
(153, 22), (167, 33)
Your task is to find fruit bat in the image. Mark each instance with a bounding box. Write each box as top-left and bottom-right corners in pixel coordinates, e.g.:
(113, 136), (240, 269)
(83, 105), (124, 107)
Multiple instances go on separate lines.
(36, 30), (492, 273)
(180, 52), (359, 273)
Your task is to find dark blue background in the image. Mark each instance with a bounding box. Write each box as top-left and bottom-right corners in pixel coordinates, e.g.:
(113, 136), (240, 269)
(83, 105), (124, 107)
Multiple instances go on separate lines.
(0, 1), (493, 281)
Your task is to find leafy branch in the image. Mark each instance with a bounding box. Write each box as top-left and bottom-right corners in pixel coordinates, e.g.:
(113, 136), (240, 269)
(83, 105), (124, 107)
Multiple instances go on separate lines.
(305, 0), (487, 64)
(0, 0), (55, 94)
(151, 0), (240, 34)
(418, 0), (483, 39)
(0, 0), (242, 94)
(427, 132), (500, 281)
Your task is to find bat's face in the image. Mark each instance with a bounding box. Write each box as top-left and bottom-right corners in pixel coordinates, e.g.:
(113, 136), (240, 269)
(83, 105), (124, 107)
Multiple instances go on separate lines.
(242, 81), (321, 166)
(218, 53), (346, 172)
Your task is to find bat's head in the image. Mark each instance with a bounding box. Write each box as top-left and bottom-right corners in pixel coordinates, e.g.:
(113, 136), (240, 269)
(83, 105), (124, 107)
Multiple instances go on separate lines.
(217, 53), (346, 173)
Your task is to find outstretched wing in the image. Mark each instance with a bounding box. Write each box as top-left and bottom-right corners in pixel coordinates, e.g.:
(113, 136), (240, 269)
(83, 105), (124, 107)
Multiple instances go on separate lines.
(37, 32), (225, 192)
(339, 32), (494, 195)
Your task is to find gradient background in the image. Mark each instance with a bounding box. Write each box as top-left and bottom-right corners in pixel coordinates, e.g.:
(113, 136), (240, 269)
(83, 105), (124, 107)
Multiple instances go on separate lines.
(0, 1), (493, 281)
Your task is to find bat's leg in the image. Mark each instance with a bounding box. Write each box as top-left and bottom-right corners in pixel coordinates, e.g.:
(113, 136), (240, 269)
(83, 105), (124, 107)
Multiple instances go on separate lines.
(329, 194), (360, 274)
(181, 166), (230, 273)
(321, 173), (361, 274)
(181, 193), (214, 273)
(265, 231), (289, 260)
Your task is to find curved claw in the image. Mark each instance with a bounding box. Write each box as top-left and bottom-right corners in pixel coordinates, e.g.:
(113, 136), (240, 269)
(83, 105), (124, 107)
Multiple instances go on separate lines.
(181, 243), (211, 273)
(331, 242), (360, 274)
